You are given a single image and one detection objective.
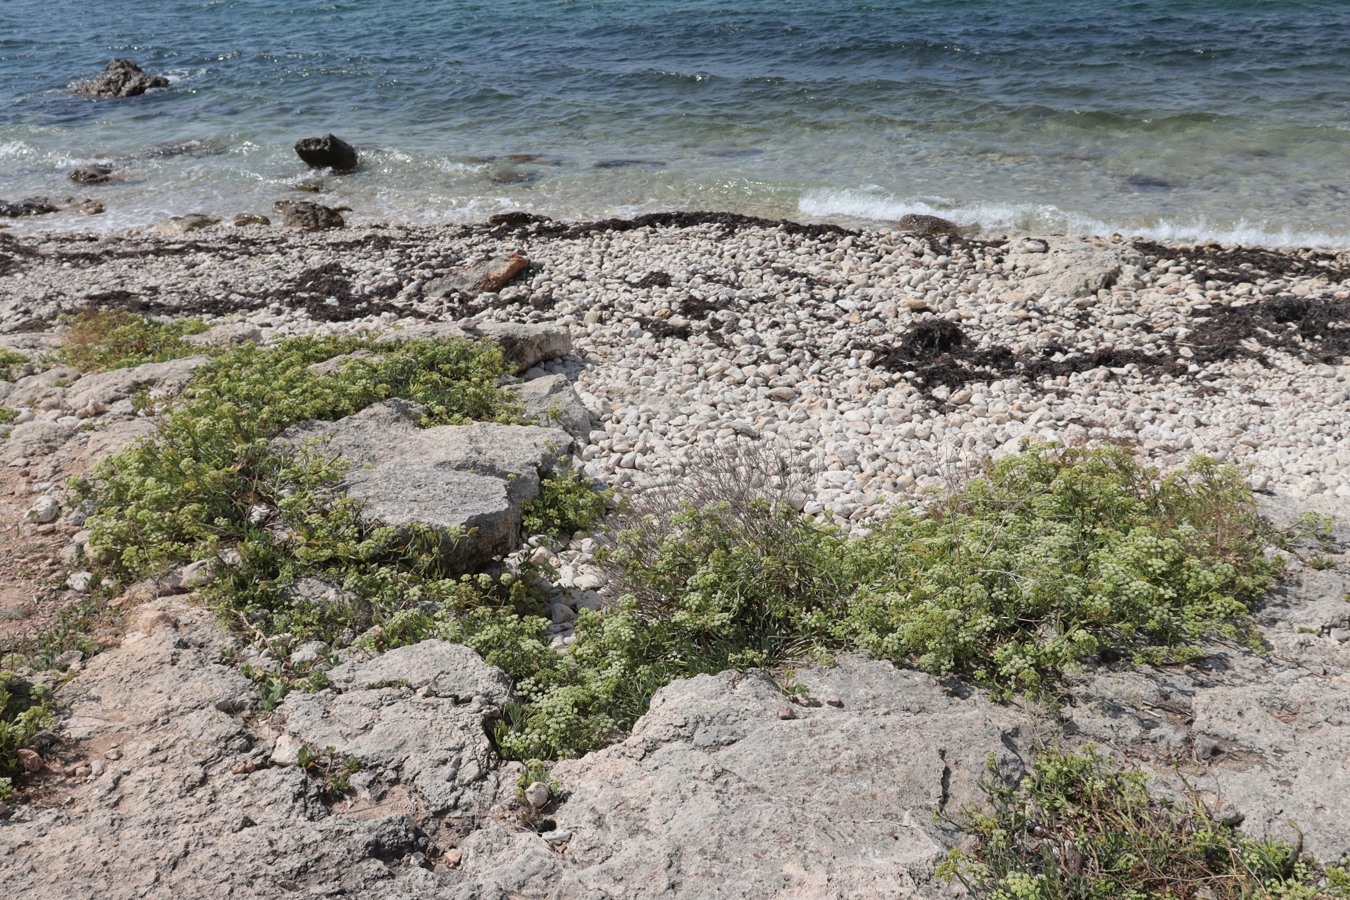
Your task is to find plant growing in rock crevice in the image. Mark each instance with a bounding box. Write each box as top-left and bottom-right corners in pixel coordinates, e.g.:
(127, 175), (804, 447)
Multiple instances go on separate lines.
(938, 747), (1350, 899)
(0, 672), (55, 800)
(296, 743), (361, 802)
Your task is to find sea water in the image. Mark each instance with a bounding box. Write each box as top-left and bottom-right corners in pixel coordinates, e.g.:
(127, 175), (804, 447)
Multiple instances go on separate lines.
(2, 0), (1348, 244)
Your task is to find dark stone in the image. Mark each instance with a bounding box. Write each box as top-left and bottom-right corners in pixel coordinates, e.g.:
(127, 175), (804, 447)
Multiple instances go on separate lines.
(0, 198), (58, 218)
(69, 166), (113, 185)
(294, 134), (358, 173)
(488, 167), (538, 185)
(593, 159), (667, 169)
(1125, 174), (1175, 191)
(73, 58), (170, 99)
(273, 200), (347, 230)
(144, 139), (225, 159)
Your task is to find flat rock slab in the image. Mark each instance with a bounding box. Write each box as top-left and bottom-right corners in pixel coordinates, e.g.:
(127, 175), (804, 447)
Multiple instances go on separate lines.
(279, 641), (511, 817)
(1065, 495), (1350, 862)
(1008, 238), (1141, 300)
(375, 321), (573, 374)
(451, 656), (1032, 899)
(279, 399), (572, 569)
(0, 601), (470, 898)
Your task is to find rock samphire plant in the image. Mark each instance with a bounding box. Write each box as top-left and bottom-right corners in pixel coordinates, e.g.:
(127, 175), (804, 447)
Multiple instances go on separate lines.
(78, 322), (1280, 762)
(939, 747), (1350, 899)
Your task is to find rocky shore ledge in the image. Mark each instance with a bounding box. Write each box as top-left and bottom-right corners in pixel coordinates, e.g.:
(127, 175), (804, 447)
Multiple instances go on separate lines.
(1, 214), (1348, 898)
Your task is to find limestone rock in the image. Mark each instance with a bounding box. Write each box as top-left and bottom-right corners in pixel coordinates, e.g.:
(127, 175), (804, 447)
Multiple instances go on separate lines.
(373, 320), (572, 375)
(61, 355), (207, 411)
(506, 373), (593, 439)
(474, 322), (572, 374)
(453, 656), (1030, 899)
(1013, 239), (1138, 300)
(422, 253), (530, 299)
(278, 400), (571, 569)
(2, 420), (77, 465)
(0, 599), (463, 899)
(280, 640), (510, 815)
(183, 323), (263, 348)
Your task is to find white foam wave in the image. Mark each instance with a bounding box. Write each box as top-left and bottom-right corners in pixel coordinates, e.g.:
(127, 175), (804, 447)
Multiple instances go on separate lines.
(162, 67), (210, 86)
(799, 189), (1350, 249)
(0, 140), (35, 159)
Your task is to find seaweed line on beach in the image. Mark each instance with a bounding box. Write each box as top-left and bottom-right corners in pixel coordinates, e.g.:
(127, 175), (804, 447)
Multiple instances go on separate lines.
(858, 290), (1350, 400)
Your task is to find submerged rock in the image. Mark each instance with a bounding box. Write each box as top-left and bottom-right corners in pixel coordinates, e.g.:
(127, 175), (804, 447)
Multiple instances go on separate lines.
(0, 198), (57, 218)
(69, 166), (113, 185)
(72, 58), (170, 99)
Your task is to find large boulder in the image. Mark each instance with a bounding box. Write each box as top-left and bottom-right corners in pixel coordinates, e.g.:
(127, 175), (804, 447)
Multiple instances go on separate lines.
(451, 656), (1032, 899)
(896, 213), (969, 237)
(0, 601), (499, 898)
(294, 134), (358, 173)
(1007, 238), (1141, 300)
(422, 253), (531, 299)
(72, 58), (169, 99)
(475, 321), (571, 373)
(278, 399), (572, 570)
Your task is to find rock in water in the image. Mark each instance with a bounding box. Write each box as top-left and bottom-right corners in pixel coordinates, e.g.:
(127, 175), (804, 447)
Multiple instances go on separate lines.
(69, 166), (113, 185)
(0, 198), (58, 218)
(273, 200), (347, 230)
(73, 58), (170, 99)
(293, 134), (358, 172)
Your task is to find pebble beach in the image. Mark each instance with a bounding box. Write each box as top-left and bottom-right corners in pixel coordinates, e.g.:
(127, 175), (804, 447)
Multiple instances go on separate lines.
(4, 214), (1348, 520)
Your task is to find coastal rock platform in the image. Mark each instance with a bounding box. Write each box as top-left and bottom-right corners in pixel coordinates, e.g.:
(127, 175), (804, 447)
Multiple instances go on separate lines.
(1, 215), (1348, 897)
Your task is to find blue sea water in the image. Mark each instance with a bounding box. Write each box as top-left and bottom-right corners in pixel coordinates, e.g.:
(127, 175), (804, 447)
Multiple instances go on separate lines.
(1, 0), (1348, 244)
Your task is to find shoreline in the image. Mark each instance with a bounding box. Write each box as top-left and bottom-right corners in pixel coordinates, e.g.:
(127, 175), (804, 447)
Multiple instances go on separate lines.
(4, 202), (1350, 252)
(3, 212), (1349, 507)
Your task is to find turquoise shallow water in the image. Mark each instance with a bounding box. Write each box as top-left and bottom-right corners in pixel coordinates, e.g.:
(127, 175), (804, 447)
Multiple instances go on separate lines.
(2, 0), (1349, 244)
